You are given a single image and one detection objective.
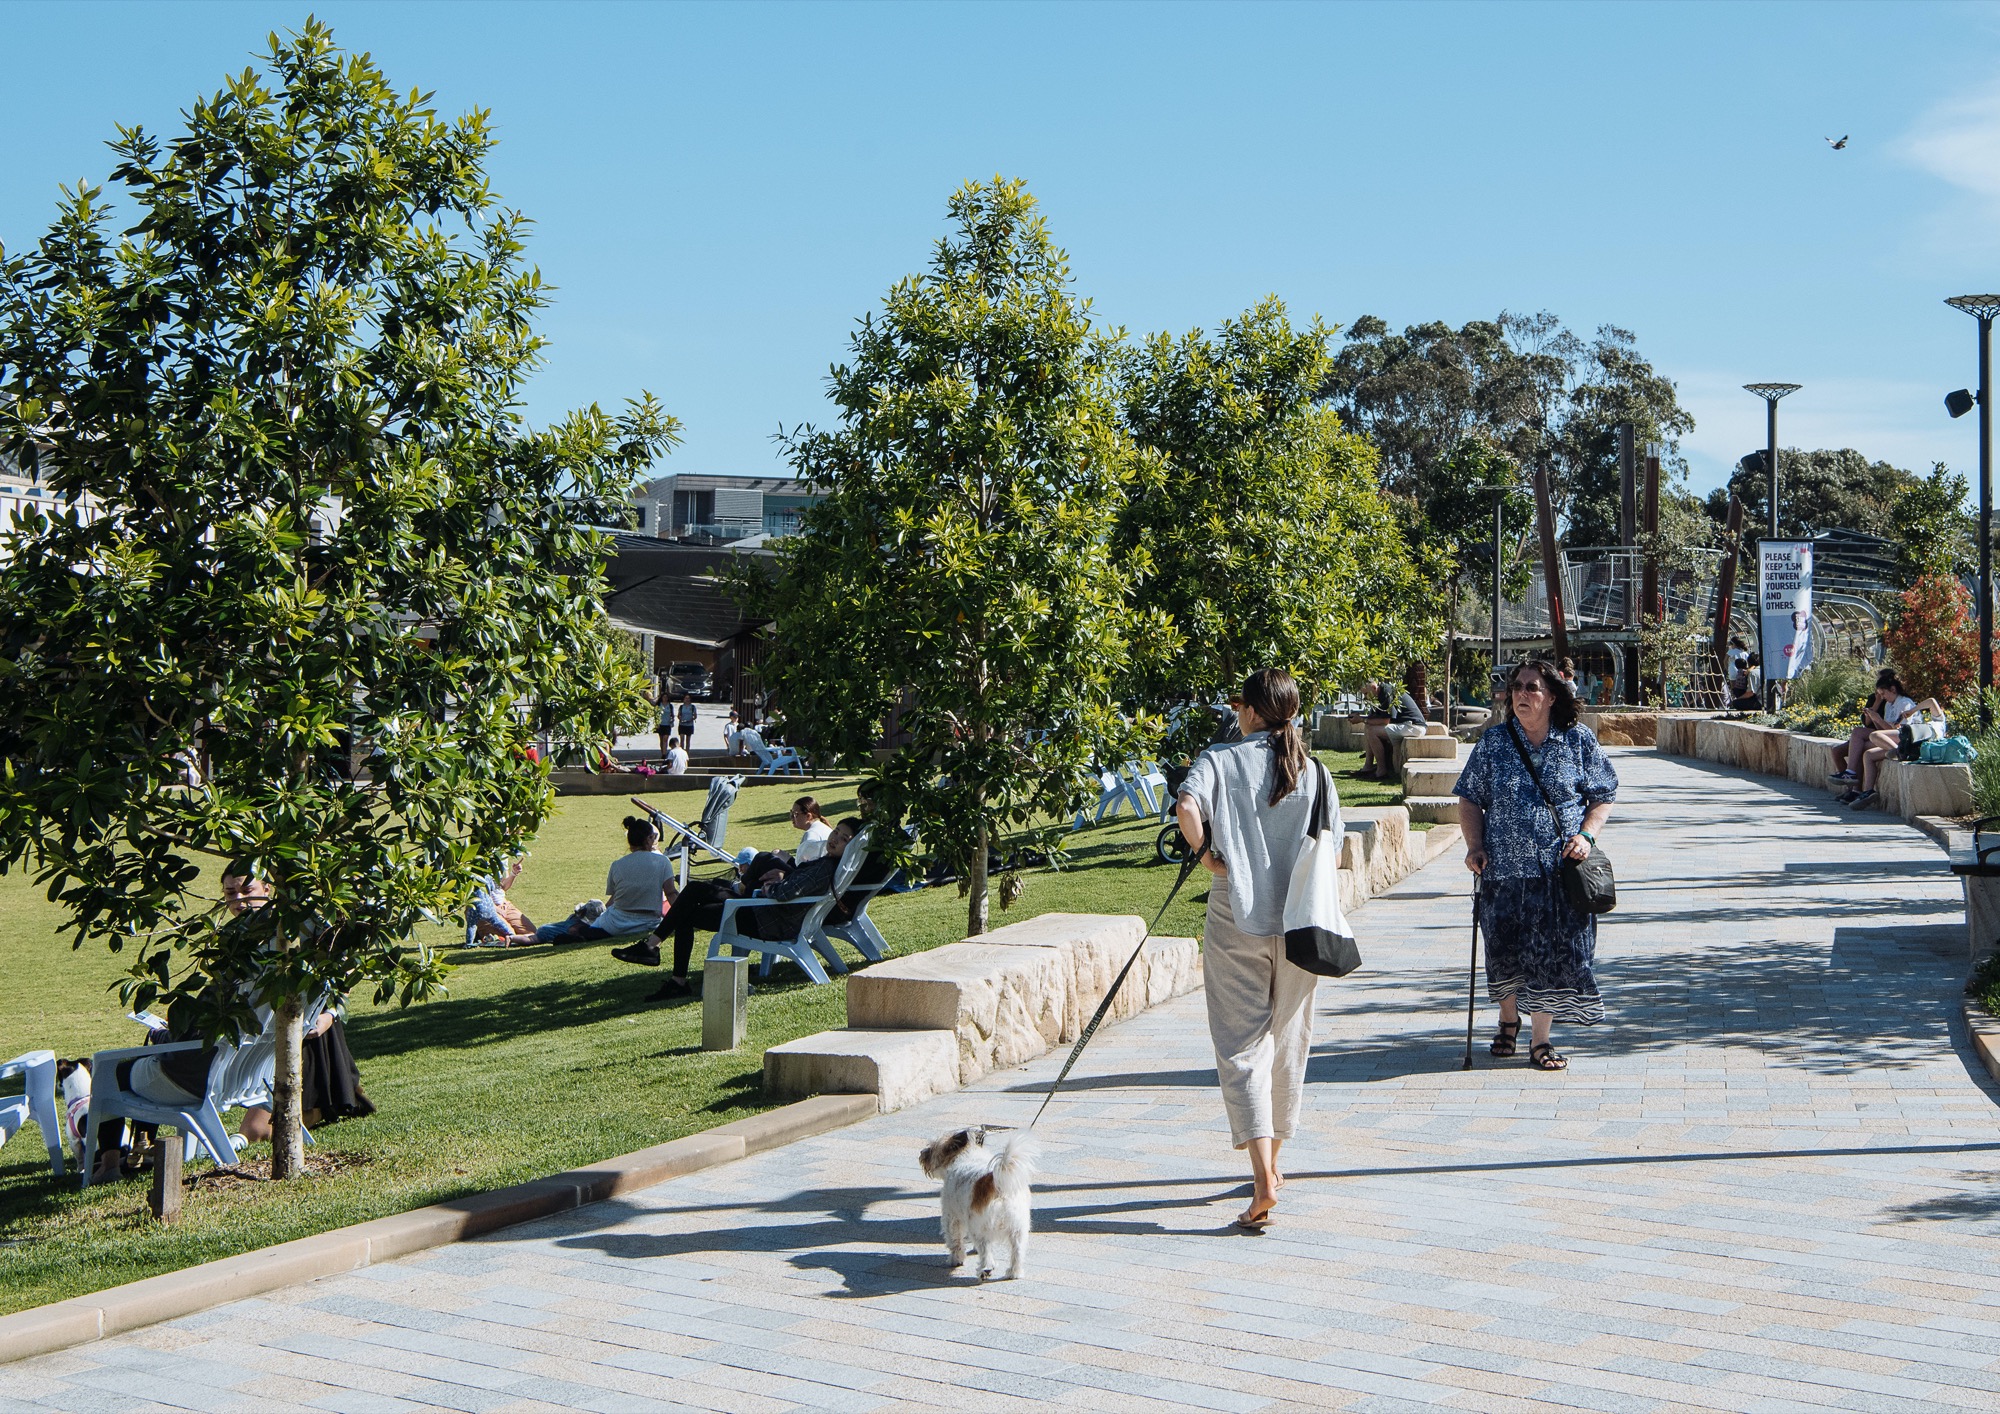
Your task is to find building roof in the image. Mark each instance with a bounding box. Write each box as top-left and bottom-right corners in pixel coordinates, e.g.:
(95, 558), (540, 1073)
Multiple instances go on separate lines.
(599, 533), (773, 646)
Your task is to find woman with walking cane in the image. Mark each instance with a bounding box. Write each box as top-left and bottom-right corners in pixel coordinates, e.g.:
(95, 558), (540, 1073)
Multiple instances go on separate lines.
(1453, 659), (1617, 1071)
(1174, 668), (1327, 1231)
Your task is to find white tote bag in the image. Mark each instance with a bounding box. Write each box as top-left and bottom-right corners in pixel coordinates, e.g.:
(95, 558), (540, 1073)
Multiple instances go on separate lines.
(1281, 760), (1361, 977)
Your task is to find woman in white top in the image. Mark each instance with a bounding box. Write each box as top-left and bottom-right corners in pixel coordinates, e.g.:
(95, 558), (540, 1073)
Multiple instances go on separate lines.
(553, 816), (677, 942)
(1174, 667), (1329, 1232)
(791, 796), (833, 862)
(1829, 669), (1915, 784)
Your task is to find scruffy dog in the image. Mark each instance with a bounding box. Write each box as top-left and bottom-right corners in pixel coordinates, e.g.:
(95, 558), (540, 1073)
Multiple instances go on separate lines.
(918, 1125), (1037, 1280)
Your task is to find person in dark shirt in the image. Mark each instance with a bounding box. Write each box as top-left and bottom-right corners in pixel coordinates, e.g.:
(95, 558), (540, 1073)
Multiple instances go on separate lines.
(1361, 665), (1429, 780)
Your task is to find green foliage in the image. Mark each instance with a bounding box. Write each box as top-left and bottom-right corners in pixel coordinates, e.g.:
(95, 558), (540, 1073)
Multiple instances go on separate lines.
(1890, 462), (1976, 587)
(1782, 658), (1875, 713)
(1321, 312), (1694, 546)
(1883, 574), (1978, 704)
(0, 22), (674, 1098)
(1115, 298), (1430, 706)
(1704, 447), (1918, 542)
(745, 178), (1155, 935)
(1968, 948), (2000, 1019)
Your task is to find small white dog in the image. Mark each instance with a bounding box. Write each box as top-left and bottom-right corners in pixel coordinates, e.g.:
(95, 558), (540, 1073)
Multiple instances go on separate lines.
(918, 1125), (1037, 1280)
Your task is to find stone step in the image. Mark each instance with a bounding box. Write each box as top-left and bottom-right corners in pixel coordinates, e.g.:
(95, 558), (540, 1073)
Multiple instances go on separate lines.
(1406, 795), (1461, 824)
(1402, 760), (1463, 795)
(1402, 735), (1460, 760)
(762, 1029), (959, 1112)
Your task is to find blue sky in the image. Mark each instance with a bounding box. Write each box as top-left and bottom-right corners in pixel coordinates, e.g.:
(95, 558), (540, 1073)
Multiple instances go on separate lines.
(5, 1), (2000, 501)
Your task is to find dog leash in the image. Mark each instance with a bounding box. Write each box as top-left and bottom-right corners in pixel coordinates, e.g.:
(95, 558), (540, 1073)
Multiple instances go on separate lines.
(1028, 838), (1209, 1129)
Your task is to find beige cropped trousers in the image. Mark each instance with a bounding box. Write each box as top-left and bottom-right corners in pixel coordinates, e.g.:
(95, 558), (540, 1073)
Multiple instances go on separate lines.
(1203, 882), (1318, 1148)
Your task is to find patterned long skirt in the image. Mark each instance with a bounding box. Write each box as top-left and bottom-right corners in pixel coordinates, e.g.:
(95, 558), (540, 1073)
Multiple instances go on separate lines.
(1477, 872), (1603, 1025)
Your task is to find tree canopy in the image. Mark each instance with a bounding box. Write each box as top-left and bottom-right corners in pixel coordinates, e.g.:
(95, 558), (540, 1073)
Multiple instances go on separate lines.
(746, 178), (1156, 937)
(1115, 298), (1430, 708)
(1320, 311), (1694, 545)
(0, 21), (674, 1174)
(1702, 447), (1918, 541)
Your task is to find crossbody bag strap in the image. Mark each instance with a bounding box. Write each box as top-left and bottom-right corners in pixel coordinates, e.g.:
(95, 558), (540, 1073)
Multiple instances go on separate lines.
(1505, 719), (1566, 828)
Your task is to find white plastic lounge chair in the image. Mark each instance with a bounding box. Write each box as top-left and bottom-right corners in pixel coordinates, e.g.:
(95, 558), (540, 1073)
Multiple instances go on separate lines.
(0, 1050), (65, 1177)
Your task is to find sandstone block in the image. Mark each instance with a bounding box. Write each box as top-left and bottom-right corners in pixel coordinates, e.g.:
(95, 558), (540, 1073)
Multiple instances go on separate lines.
(1338, 867), (1360, 914)
(1424, 823), (1465, 862)
(846, 942), (1066, 1085)
(972, 912), (1147, 1040)
(1585, 711), (1658, 747)
(1787, 732), (1844, 788)
(1405, 796), (1460, 824)
(1403, 734), (1460, 759)
(1879, 760), (1972, 821)
(1693, 717), (1732, 766)
(1401, 760), (1461, 797)
(763, 1028), (959, 1111)
(1142, 936), (1202, 1006)
(1344, 806), (1415, 894)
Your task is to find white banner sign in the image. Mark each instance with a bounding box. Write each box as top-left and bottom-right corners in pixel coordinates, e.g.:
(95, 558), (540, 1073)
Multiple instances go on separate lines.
(1760, 539), (1815, 682)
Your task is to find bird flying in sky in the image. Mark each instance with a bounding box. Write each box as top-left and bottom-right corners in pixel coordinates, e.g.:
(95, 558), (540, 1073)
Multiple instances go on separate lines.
(1825, 135), (1849, 150)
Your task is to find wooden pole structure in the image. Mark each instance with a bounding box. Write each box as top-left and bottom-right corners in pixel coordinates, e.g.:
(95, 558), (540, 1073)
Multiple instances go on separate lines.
(1532, 465), (1569, 663)
(1641, 447), (1661, 702)
(1710, 495), (1744, 706)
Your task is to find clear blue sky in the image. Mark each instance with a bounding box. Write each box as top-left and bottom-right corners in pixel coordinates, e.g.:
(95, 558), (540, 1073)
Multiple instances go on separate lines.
(5, 1), (2000, 500)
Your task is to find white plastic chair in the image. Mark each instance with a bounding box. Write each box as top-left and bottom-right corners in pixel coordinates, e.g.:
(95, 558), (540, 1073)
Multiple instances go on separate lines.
(750, 741), (805, 776)
(1074, 767), (1145, 829)
(80, 1008), (317, 1186)
(1127, 760), (1169, 817)
(706, 834), (873, 983)
(0, 1050), (65, 1177)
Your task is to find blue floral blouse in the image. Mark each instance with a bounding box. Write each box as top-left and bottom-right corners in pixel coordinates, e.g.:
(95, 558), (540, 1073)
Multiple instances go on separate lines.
(1451, 722), (1619, 880)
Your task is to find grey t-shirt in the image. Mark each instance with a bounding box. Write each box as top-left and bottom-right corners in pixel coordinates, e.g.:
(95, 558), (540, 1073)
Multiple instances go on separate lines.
(605, 849), (676, 917)
(1177, 731), (1331, 935)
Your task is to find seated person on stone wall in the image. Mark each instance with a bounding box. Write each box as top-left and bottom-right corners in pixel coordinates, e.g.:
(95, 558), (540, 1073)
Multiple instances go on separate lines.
(1840, 696), (1945, 812)
(1360, 666), (1429, 781)
(1828, 670), (1916, 786)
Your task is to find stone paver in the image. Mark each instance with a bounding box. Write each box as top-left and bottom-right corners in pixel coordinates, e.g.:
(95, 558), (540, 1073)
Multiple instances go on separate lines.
(7, 749), (2000, 1411)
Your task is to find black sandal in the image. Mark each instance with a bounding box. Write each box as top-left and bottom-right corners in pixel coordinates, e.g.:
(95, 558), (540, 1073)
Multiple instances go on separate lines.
(1529, 1042), (1568, 1072)
(1489, 1020), (1520, 1058)
(647, 974), (695, 1003)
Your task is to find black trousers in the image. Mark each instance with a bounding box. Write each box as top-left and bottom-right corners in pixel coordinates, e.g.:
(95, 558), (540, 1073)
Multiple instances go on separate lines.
(652, 880), (732, 974)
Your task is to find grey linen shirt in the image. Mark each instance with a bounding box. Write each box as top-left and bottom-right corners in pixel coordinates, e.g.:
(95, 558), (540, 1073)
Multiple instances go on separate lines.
(1177, 731), (1325, 936)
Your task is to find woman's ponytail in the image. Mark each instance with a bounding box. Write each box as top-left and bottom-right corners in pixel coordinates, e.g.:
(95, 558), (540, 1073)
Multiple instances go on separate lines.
(1241, 668), (1307, 805)
(623, 814), (659, 849)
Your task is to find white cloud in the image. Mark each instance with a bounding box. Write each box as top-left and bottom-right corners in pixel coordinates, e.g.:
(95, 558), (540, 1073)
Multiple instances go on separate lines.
(1902, 86), (2000, 204)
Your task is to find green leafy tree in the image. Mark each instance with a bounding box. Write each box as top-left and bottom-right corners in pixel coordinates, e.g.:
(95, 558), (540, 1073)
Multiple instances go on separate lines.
(1702, 447), (1918, 543)
(745, 178), (1155, 936)
(0, 23), (675, 1178)
(1412, 437), (1531, 710)
(1115, 298), (1430, 709)
(1888, 462), (1976, 586)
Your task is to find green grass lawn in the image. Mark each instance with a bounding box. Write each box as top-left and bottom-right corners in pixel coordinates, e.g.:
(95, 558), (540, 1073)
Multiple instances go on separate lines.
(0, 749), (1398, 1314)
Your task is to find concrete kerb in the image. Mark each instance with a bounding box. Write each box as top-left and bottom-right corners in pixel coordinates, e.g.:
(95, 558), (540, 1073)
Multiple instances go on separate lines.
(1964, 998), (2000, 1088)
(0, 1092), (875, 1366)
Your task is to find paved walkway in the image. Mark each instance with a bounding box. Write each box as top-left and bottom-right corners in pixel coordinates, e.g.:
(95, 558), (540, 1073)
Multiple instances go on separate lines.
(7, 750), (2000, 1413)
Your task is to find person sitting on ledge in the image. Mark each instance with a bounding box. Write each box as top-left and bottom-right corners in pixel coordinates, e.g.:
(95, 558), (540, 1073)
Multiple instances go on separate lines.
(1828, 669), (1915, 786)
(1360, 665), (1428, 780)
(1840, 695), (1945, 811)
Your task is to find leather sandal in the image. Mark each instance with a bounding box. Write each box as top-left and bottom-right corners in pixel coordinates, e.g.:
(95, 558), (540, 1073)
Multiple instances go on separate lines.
(1490, 1020), (1521, 1058)
(1529, 1042), (1568, 1072)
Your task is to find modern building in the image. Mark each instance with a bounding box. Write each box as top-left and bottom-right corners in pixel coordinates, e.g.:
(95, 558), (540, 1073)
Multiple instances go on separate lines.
(631, 472), (823, 545)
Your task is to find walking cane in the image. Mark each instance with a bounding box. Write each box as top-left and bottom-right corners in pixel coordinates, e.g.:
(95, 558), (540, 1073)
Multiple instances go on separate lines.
(1462, 873), (1480, 1071)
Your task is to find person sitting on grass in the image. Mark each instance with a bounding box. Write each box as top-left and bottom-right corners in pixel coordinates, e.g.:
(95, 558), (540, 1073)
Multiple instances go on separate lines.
(1828, 670), (1916, 785)
(535, 816), (675, 945)
(1840, 695), (1946, 811)
(617, 818), (888, 1002)
(467, 857), (538, 947)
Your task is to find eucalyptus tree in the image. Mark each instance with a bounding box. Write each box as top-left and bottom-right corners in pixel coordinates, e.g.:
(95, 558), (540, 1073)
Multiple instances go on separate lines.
(0, 22), (674, 1178)
(747, 178), (1163, 936)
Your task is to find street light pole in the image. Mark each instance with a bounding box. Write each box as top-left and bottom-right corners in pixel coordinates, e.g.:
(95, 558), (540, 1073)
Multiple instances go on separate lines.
(1947, 296), (2000, 731)
(1743, 383), (1801, 710)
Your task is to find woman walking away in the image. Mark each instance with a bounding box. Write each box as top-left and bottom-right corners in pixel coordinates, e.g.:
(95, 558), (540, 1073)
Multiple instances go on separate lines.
(1175, 667), (1329, 1231)
(1453, 659), (1617, 1072)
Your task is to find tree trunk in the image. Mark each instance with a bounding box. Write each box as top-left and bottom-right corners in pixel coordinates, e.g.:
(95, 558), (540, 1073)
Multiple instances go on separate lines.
(269, 996), (306, 1179)
(1443, 578), (1460, 717)
(967, 812), (989, 937)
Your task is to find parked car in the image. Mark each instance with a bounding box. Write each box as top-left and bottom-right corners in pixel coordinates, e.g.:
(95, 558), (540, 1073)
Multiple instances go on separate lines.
(667, 661), (714, 701)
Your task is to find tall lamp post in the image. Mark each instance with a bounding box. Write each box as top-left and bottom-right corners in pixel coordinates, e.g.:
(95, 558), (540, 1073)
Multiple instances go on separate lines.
(1744, 382), (1801, 709)
(1946, 296), (2000, 730)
